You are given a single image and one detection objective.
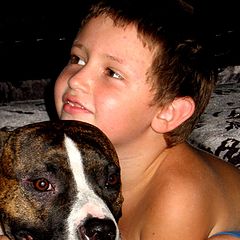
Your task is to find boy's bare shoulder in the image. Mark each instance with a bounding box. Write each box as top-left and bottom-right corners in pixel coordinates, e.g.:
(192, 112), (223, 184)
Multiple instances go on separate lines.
(140, 143), (240, 239)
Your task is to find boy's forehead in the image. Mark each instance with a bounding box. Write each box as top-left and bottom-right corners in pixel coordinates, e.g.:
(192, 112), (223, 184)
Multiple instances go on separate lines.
(71, 14), (158, 86)
(78, 16), (154, 67)
(80, 15), (158, 54)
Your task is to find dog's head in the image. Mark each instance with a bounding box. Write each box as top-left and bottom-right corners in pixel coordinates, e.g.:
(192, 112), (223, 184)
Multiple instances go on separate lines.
(0, 120), (123, 240)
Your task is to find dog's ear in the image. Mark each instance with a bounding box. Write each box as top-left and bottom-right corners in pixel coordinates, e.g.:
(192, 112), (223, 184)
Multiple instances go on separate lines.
(0, 128), (12, 158)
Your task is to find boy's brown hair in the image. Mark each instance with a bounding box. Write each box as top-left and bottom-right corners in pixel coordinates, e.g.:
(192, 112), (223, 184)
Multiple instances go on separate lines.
(81, 0), (218, 147)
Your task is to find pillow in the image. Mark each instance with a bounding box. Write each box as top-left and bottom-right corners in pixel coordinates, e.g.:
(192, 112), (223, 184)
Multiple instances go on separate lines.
(189, 66), (240, 168)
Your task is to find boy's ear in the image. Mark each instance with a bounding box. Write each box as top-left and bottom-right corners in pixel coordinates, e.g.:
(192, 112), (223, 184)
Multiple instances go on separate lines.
(151, 97), (195, 133)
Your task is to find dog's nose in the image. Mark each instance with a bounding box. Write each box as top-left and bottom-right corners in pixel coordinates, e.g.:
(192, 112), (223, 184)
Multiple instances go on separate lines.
(78, 217), (117, 240)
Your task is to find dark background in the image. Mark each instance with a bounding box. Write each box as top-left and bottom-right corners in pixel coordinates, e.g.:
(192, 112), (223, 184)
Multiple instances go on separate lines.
(0, 0), (239, 82)
(0, 1), (93, 82)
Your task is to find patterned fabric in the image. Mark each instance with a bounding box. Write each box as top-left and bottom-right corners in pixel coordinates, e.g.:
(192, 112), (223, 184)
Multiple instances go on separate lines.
(0, 99), (50, 129)
(189, 81), (240, 168)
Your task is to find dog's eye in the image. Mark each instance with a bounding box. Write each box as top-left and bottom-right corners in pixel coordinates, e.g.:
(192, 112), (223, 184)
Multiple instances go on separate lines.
(32, 178), (54, 192)
(106, 173), (119, 187)
(105, 164), (120, 189)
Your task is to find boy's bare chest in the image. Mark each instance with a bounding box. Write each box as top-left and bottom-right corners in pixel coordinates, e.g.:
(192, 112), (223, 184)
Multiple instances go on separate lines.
(118, 189), (155, 239)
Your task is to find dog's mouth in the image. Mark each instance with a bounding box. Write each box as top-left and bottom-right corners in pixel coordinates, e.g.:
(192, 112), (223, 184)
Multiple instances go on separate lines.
(14, 230), (34, 240)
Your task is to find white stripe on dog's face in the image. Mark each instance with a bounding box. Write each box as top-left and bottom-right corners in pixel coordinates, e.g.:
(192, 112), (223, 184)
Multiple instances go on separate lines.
(63, 135), (119, 240)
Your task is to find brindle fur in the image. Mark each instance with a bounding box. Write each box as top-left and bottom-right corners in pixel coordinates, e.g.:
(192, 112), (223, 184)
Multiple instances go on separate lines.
(0, 120), (123, 240)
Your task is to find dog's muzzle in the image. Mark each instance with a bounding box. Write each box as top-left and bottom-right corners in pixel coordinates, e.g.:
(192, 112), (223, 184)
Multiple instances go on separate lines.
(10, 217), (118, 240)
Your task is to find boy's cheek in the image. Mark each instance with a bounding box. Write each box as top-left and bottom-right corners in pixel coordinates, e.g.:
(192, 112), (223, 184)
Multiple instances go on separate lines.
(55, 103), (63, 118)
(53, 93), (63, 117)
(54, 85), (64, 109)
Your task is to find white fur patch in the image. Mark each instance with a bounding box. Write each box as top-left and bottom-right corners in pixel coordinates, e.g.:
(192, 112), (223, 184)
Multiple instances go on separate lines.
(63, 135), (120, 239)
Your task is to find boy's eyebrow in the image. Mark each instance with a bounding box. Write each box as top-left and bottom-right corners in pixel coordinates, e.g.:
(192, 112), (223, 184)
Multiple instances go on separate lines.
(105, 54), (124, 64)
(73, 41), (124, 64)
(72, 42), (86, 52)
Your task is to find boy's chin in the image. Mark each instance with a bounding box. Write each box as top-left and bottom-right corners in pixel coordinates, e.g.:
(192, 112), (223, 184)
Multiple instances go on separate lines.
(59, 113), (92, 125)
(59, 112), (74, 121)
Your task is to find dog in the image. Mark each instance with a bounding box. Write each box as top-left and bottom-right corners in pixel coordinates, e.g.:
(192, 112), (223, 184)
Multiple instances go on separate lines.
(0, 120), (123, 240)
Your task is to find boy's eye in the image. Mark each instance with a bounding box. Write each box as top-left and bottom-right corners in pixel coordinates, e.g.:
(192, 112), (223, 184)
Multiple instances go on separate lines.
(70, 55), (86, 66)
(106, 68), (123, 80)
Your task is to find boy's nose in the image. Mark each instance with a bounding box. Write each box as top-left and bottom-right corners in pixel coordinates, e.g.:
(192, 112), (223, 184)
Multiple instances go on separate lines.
(67, 67), (93, 93)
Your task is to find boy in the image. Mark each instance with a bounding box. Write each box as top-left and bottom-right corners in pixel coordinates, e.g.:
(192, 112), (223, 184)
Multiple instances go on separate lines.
(1, 0), (240, 239)
(53, 1), (240, 239)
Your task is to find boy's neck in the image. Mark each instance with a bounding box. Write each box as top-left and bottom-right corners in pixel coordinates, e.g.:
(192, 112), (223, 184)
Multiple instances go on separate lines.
(116, 135), (168, 194)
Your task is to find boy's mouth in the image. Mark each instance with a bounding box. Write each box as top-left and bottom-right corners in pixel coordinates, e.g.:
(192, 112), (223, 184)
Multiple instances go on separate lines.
(66, 100), (86, 110)
(63, 97), (93, 114)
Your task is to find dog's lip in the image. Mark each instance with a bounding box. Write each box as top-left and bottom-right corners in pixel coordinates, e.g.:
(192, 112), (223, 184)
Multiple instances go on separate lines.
(14, 230), (34, 240)
(78, 225), (103, 240)
(78, 225), (90, 240)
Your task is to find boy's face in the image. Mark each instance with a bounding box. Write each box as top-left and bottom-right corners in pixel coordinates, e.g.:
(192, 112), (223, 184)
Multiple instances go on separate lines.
(54, 15), (160, 149)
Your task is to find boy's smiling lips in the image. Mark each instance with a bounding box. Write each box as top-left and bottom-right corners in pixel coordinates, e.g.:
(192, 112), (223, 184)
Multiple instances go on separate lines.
(63, 95), (93, 115)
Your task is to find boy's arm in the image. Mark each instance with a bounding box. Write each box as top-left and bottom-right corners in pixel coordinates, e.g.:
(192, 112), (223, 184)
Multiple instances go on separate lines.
(0, 237), (9, 240)
(142, 203), (240, 240)
(141, 179), (216, 239)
